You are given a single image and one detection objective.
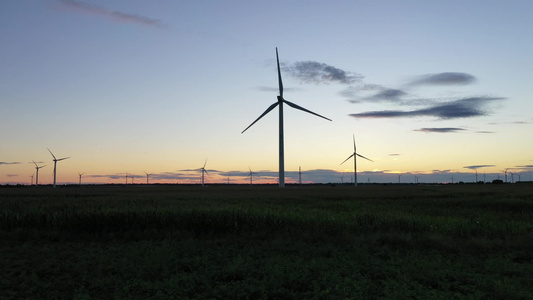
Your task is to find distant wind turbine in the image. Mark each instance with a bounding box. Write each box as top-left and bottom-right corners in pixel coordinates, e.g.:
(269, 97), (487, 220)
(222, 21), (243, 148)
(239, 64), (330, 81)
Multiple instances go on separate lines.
(48, 148), (70, 188)
(199, 159), (208, 187)
(242, 48), (332, 187)
(30, 173), (34, 186)
(77, 172), (84, 185)
(299, 166), (302, 185)
(340, 134), (373, 186)
(125, 173), (129, 185)
(33, 161), (46, 186)
(144, 171), (152, 184)
(248, 167), (254, 185)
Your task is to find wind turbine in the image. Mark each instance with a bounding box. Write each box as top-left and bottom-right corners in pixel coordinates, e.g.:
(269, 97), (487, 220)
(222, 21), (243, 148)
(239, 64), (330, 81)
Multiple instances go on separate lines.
(242, 48), (332, 187)
(125, 173), (129, 185)
(48, 148), (70, 188)
(248, 167), (254, 185)
(30, 173), (34, 186)
(199, 159), (208, 187)
(144, 171), (152, 184)
(33, 161), (46, 186)
(299, 166), (302, 185)
(77, 172), (84, 185)
(340, 134), (373, 186)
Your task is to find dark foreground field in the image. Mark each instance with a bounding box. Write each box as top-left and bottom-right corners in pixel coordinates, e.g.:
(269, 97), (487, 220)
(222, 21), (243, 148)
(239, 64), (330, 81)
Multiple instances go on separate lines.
(1, 184), (532, 299)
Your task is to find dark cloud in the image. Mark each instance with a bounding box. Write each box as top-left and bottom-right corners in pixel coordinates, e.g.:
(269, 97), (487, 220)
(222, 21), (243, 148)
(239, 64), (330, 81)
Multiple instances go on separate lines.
(463, 165), (495, 170)
(350, 97), (504, 119)
(414, 128), (465, 133)
(256, 86), (299, 93)
(365, 88), (407, 102)
(408, 72), (476, 86)
(7, 174), (18, 177)
(389, 154), (400, 156)
(516, 165), (533, 168)
(283, 61), (363, 85)
(0, 162), (21, 165)
(58, 0), (162, 27)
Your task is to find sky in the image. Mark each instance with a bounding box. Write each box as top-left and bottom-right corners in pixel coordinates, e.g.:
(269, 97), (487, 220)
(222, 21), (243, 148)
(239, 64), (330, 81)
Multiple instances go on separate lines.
(1, 0), (532, 185)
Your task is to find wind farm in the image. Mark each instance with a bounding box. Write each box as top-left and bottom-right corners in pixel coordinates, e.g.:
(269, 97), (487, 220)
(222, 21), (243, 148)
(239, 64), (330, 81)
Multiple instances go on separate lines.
(1, 2), (532, 298)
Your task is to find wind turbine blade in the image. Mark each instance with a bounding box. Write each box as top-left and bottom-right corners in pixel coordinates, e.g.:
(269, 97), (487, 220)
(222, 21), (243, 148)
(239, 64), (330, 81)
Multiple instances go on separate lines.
(47, 148), (57, 160)
(241, 102), (279, 133)
(57, 157), (70, 161)
(340, 154), (355, 165)
(284, 100), (332, 121)
(276, 47), (283, 98)
(33, 160), (38, 167)
(353, 134), (356, 152)
(356, 153), (374, 162)
(204, 169), (209, 176)
(203, 159), (207, 168)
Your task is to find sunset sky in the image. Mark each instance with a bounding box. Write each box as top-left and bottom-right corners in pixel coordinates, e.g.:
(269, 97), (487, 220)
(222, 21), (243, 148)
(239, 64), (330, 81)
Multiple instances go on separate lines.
(1, 0), (532, 185)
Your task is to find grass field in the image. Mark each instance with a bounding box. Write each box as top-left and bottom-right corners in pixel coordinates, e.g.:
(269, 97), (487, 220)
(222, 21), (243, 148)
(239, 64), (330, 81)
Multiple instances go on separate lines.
(1, 184), (532, 299)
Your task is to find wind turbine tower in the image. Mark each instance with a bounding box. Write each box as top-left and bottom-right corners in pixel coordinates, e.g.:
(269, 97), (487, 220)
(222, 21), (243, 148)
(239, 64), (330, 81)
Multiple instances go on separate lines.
(78, 172), (84, 185)
(248, 167), (254, 186)
(33, 161), (46, 187)
(144, 171), (152, 184)
(200, 159), (208, 187)
(340, 134), (373, 186)
(48, 148), (70, 188)
(242, 48), (332, 187)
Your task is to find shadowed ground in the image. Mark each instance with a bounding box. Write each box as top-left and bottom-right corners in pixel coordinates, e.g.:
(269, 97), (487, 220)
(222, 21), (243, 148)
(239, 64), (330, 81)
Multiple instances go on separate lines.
(1, 184), (531, 299)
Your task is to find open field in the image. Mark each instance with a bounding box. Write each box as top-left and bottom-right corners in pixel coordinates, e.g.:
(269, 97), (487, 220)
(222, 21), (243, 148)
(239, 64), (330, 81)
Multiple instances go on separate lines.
(1, 184), (532, 299)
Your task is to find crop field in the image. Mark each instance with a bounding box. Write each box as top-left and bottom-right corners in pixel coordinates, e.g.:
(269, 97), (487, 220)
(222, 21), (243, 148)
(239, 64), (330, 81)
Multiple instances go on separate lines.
(1, 183), (532, 299)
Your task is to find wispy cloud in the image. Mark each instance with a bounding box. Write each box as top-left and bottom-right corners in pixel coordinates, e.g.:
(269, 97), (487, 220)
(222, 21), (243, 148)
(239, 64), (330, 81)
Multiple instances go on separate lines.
(364, 88), (408, 102)
(414, 128), (465, 133)
(408, 72), (476, 86)
(57, 0), (162, 27)
(463, 165), (495, 170)
(283, 61), (363, 85)
(476, 130), (495, 134)
(350, 97), (504, 119)
(0, 162), (21, 165)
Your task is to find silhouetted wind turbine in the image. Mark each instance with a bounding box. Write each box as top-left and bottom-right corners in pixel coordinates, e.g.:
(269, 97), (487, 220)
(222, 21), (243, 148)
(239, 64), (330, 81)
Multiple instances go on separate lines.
(144, 171), (152, 184)
(200, 159), (208, 187)
(242, 48), (332, 187)
(340, 134), (373, 186)
(33, 161), (46, 186)
(48, 148), (70, 188)
(504, 168), (509, 183)
(30, 173), (34, 186)
(77, 172), (84, 185)
(248, 167), (254, 185)
(125, 173), (129, 185)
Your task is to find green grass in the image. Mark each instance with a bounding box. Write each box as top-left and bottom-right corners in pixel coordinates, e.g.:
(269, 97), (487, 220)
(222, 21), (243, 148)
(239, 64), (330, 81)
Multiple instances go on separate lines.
(1, 184), (532, 299)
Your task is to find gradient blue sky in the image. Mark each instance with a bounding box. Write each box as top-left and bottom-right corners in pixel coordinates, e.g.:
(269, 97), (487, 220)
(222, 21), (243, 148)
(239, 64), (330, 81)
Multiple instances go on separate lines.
(1, 0), (532, 185)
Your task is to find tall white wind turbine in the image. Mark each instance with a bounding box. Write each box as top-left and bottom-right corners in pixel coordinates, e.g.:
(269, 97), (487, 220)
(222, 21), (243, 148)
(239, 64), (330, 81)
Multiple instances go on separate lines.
(199, 159), (208, 187)
(242, 48), (332, 187)
(48, 148), (70, 188)
(33, 161), (46, 186)
(340, 134), (373, 186)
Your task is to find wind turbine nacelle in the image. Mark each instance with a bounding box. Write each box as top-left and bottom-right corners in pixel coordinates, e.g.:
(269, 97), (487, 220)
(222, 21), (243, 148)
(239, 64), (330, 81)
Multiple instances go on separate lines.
(277, 96), (284, 102)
